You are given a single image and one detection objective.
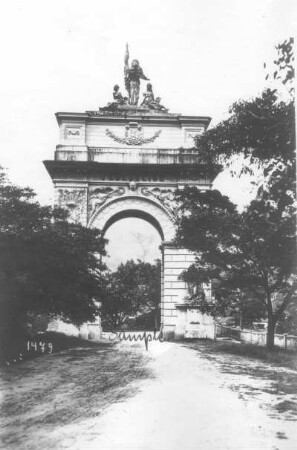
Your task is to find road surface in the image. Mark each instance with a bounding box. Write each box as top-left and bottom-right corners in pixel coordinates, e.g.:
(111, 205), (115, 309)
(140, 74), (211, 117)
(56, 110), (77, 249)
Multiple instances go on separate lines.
(1, 340), (297, 449)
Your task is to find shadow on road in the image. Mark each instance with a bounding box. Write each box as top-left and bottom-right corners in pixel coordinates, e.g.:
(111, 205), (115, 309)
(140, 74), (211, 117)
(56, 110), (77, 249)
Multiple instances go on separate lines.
(183, 340), (297, 422)
(0, 343), (154, 448)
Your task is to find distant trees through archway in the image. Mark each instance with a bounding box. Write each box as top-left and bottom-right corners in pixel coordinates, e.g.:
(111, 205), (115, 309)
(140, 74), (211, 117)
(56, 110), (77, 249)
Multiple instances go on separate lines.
(102, 217), (162, 330)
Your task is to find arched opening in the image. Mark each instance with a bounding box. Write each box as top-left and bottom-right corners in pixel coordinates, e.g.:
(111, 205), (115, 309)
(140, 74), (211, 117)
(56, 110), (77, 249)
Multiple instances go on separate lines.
(103, 216), (163, 331)
(103, 209), (164, 241)
(88, 195), (176, 242)
(90, 196), (177, 335)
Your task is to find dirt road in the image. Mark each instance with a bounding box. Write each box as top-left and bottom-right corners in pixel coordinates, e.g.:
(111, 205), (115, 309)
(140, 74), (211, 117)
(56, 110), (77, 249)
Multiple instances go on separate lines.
(1, 340), (297, 449)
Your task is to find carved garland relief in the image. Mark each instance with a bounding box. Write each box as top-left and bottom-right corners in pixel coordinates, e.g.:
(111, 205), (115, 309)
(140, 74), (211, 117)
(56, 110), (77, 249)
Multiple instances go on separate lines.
(106, 122), (162, 146)
(64, 125), (83, 139)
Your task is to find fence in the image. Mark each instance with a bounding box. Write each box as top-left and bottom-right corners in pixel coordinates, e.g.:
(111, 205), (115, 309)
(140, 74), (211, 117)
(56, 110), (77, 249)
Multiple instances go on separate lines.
(215, 324), (297, 351)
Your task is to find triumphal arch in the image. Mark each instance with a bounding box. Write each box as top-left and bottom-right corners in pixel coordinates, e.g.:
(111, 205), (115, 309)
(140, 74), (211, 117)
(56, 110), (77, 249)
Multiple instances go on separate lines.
(44, 46), (218, 339)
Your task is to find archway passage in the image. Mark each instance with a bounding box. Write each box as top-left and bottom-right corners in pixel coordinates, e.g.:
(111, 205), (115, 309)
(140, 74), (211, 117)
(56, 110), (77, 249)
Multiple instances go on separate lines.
(103, 209), (164, 240)
(103, 217), (162, 331)
(90, 195), (195, 338)
(104, 217), (162, 270)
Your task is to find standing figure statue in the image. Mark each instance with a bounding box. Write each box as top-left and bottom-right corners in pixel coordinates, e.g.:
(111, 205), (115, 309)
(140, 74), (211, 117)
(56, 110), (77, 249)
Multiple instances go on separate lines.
(124, 43), (149, 105)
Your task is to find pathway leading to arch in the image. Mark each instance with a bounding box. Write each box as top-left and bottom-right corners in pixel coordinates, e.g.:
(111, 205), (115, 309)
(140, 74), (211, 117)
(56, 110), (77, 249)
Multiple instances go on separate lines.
(66, 342), (296, 450)
(6, 341), (294, 450)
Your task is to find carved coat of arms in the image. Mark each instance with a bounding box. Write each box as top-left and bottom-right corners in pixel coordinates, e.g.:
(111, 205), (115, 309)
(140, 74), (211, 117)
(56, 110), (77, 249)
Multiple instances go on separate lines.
(106, 122), (161, 146)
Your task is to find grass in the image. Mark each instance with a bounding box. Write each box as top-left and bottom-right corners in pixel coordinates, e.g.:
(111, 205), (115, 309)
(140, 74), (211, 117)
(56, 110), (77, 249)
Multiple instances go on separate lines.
(216, 341), (297, 371)
(0, 340), (154, 448)
(0, 331), (101, 366)
(183, 339), (297, 418)
(184, 339), (297, 371)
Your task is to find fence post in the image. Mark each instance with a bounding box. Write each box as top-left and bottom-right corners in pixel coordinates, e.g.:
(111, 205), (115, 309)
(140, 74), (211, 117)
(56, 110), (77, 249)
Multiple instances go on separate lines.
(284, 334), (287, 350)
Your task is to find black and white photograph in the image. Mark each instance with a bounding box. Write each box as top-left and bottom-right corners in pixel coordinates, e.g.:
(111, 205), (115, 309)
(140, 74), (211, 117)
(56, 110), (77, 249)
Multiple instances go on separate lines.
(0, 0), (296, 448)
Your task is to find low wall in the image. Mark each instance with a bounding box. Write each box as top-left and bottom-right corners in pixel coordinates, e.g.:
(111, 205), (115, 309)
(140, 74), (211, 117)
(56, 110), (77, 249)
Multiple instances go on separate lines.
(215, 324), (297, 351)
(47, 319), (102, 341)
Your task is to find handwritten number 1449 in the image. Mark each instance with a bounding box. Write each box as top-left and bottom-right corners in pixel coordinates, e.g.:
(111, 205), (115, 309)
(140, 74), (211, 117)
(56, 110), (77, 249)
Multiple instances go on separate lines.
(26, 341), (53, 353)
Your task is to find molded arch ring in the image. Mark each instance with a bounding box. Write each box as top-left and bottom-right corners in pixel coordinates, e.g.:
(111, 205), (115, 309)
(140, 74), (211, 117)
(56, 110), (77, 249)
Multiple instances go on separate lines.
(89, 196), (176, 241)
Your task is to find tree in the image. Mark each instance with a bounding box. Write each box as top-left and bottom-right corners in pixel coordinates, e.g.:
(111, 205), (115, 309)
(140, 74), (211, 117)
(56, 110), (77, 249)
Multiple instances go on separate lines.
(203, 284), (266, 329)
(276, 298), (297, 335)
(0, 169), (107, 340)
(175, 186), (296, 349)
(101, 259), (161, 329)
(195, 38), (295, 170)
(175, 39), (296, 350)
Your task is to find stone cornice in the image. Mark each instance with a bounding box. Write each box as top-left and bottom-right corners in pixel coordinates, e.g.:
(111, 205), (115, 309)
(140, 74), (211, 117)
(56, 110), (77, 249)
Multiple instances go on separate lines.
(43, 160), (221, 181)
(55, 111), (211, 128)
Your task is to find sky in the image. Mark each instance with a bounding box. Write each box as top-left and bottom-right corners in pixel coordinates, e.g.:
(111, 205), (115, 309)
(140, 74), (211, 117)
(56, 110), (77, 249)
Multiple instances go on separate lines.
(0, 0), (295, 268)
(105, 218), (162, 270)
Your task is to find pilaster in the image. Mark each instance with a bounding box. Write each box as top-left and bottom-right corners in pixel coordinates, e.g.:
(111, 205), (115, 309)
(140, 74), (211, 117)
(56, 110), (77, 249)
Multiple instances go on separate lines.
(161, 243), (196, 338)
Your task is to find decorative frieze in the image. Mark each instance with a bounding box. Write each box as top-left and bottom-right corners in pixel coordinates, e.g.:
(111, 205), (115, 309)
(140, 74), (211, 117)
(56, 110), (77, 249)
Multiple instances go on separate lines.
(56, 188), (88, 225)
(141, 186), (179, 218)
(86, 107), (177, 117)
(81, 169), (166, 182)
(88, 186), (125, 223)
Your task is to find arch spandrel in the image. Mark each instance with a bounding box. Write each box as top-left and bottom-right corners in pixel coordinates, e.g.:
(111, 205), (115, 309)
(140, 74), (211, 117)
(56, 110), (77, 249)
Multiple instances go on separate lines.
(89, 196), (176, 242)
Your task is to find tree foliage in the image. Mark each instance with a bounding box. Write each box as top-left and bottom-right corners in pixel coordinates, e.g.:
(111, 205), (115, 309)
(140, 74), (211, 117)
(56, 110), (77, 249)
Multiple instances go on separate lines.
(195, 89), (295, 169)
(101, 259), (161, 329)
(175, 186), (296, 348)
(265, 37), (295, 94)
(195, 38), (295, 166)
(0, 169), (107, 337)
(175, 39), (296, 349)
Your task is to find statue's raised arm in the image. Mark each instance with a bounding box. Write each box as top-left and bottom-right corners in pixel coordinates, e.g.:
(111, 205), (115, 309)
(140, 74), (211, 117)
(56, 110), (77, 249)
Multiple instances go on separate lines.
(138, 67), (149, 81)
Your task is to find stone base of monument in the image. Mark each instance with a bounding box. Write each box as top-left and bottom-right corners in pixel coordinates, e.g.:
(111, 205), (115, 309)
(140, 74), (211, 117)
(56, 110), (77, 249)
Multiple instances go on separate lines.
(162, 327), (176, 341)
(174, 304), (215, 340)
(85, 323), (102, 341)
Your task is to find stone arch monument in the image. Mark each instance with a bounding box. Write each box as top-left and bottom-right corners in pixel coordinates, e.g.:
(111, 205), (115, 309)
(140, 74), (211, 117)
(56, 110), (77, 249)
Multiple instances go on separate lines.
(44, 46), (220, 339)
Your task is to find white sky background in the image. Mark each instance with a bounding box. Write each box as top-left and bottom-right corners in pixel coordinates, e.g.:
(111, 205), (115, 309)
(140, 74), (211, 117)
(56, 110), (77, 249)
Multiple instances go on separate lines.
(0, 0), (295, 269)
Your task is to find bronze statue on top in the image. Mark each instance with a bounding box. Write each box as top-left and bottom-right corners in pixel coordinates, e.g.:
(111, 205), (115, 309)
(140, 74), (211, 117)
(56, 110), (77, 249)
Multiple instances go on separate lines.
(100, 45), (169, 113)
(142, 83), (168, 112)
(124, 43), (149, 105)
(113, 85), (128, 105)
(141, 82), (155, 107)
